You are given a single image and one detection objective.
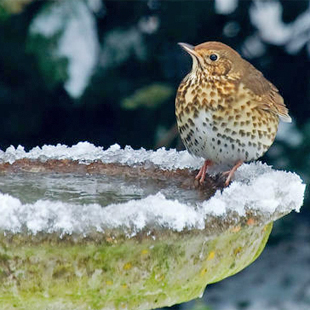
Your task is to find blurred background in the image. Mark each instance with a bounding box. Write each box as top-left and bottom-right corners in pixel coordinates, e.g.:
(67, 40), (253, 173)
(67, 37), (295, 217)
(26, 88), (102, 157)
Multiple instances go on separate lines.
(0, 0), (309, 309)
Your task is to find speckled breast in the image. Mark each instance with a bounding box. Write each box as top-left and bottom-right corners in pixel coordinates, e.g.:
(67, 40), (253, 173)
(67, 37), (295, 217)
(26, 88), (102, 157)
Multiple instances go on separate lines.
(175, 75), (279, 164)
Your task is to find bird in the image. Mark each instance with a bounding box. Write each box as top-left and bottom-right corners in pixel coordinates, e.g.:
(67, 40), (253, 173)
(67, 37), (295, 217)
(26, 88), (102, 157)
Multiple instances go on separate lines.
(175, 41), (291, 186)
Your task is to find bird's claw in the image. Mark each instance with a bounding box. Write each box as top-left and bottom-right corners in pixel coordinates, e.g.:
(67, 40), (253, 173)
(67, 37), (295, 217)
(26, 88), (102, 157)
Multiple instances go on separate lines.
(195, 160), (212, 185)
(222, 160), (243, 187)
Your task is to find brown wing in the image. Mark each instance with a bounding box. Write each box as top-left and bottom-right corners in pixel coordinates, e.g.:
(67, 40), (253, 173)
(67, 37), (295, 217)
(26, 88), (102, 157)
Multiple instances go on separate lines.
(241, 62), (291, 123)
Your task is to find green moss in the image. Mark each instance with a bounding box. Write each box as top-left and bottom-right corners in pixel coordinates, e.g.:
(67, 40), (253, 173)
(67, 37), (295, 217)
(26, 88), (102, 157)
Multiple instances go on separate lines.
(0, 222), (272, 310)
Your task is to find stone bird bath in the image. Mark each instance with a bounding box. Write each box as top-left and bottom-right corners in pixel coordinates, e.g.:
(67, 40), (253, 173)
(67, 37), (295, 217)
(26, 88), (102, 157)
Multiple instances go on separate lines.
(0, 143), (305, 310)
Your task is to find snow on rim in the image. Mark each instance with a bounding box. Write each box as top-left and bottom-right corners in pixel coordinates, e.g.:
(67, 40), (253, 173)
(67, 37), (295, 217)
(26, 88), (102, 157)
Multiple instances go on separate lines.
(0, 142), (204, 170)
(0, 143), (306, 235)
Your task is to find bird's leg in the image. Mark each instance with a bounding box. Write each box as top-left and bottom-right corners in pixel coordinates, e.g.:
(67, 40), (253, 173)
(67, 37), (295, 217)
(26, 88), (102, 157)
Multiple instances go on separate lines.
(195, 159), (213, 184)
(223, 160), (243, 187)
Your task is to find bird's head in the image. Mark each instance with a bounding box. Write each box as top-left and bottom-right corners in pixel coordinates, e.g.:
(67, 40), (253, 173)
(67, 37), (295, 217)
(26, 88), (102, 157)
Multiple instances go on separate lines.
(178, 41), (243, 79)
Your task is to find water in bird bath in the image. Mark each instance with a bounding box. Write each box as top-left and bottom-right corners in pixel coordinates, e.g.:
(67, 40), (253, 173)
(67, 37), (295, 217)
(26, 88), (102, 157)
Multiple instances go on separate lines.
(0, 172), (201, 206)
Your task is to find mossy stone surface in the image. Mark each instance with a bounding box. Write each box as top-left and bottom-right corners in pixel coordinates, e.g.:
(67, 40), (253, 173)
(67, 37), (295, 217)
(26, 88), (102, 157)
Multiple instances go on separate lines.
(0, 222), (272, 310)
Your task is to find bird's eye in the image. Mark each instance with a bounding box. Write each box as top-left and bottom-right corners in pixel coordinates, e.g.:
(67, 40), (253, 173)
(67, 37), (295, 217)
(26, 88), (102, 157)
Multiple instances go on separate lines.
(209, 54), (218, 61)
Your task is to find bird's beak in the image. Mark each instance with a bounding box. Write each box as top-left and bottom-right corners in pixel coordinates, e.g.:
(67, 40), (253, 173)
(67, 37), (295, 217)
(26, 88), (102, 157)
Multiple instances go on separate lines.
(178, 42), (198, 57)
(178, 42), (203, 68)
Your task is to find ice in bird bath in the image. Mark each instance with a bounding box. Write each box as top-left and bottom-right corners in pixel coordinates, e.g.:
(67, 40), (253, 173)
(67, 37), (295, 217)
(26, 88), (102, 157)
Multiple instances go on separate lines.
(0, 142), (305, 310)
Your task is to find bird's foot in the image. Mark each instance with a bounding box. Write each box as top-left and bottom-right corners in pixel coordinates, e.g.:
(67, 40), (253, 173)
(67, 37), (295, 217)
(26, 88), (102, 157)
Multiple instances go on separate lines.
(195, 160), (213, 184)
(222, 160), (243, 187)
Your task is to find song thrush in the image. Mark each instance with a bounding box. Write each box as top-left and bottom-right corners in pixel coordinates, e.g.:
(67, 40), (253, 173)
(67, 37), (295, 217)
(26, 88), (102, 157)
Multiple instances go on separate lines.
(175, 41), (291, 186)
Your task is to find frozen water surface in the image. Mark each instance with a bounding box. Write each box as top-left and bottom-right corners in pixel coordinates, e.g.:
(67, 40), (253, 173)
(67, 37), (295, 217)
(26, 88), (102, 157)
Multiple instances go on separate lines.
(0, 142), (305, 235)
